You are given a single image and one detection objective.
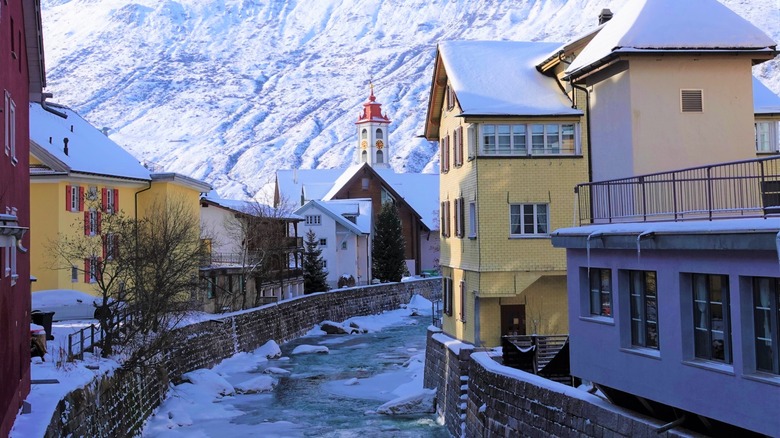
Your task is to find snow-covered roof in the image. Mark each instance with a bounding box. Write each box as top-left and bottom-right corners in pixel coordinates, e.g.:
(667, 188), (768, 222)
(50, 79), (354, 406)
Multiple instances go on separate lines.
(29, 103), (151, 181)
(566, 0), (777, 77)
(276, 166), (439, 230)
(554, 217), (780, 237)
(295, 199), (372, 235)
(439, 40), (582, 117)
(754, 77), (780, 115)
(202, 193), (303, 221)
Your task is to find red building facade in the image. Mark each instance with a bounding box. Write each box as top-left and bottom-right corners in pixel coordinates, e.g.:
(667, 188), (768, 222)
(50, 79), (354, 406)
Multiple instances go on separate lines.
(1, 1), (45, 435)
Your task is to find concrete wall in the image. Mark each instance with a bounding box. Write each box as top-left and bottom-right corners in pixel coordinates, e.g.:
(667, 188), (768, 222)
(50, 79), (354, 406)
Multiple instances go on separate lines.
(425, 329), (704, 438)
(43, 278), (440, 438)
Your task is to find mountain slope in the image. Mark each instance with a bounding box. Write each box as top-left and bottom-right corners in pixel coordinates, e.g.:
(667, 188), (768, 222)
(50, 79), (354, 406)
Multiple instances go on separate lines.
(39, 0), (780, 200)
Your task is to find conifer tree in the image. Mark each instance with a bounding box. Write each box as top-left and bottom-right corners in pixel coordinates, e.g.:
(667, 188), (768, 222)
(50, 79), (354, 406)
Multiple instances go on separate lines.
(303, 229), (329, 293)
(372, 202), (407, 282)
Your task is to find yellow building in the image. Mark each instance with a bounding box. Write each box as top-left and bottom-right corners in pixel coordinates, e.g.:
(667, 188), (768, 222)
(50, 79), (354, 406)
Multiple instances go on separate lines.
(28, 102), (210, 295)
(425, 41), (589, 347)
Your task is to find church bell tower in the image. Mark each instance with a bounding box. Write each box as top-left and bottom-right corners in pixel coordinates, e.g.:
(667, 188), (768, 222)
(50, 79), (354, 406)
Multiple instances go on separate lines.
(355, 84), (391, 168)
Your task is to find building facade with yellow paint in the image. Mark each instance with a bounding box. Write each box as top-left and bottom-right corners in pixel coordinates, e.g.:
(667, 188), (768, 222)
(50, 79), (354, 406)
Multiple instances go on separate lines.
(28, 102), (210, 296)
(425, 41), (589, 347)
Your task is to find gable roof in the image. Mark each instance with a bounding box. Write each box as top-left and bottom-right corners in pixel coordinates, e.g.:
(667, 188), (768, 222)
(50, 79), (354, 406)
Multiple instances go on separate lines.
(295, 199), (371, 236)
(754, 77), (780, 115)
(29, 102), (151, 181)
(276, 165), (439, 230)
(566, 0), (777, 78)
(438, 41), (582, 118)
(202, 193), (302, 221)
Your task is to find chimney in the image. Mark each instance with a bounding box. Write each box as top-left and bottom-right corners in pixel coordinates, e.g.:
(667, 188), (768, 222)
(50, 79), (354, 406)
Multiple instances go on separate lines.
(599, 8), (613, 25)
(63, 137), (69, 156)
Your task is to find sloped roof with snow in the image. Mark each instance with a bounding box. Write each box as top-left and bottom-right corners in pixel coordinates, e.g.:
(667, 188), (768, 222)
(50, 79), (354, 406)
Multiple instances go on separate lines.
(202, 193), (302, 220)
(754, 77), (780, 115)
(438, 40), (582, 117)
(566, 0), (777, 77)
(295, 199), (372, 235)
(29, 103), (151, 181)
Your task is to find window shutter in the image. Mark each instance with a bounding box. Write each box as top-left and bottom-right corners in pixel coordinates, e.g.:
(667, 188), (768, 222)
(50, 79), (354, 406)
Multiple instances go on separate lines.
(84, 211), (90, 235)
(84, 258), (90, 283)
(78, 186), (85, 211)
(65, 185), (72, 211)
(457, 126), (464, 166)
(97, 211), (102, 234)
(113, 189), (120, 212)
(101, 188), (108, 211)
(681, 89), (703, 112)
(467, 125), (476, 160)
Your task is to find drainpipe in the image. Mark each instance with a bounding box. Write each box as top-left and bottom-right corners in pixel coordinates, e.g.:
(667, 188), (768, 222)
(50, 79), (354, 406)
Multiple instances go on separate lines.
(40, 93), (67, 118)
(571, 83), (593, 183)
(134, 181), (153, 253)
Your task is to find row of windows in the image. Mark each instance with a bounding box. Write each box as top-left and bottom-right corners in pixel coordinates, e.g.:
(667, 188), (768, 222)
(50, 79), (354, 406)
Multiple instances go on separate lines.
(360, 149), (385, 164)
(440, 201), (549, 239)
(482, 123), (580, 156)
(440, 126), (464, 173)
(585, 269), (780, 375)
(66, 185), (120, 213)
(360, 128), (384, 141)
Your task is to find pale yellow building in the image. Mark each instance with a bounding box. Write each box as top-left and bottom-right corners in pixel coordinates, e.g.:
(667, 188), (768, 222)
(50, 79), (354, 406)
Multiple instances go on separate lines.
(425, 41), (589, 347)
(28, 102), (210, 295)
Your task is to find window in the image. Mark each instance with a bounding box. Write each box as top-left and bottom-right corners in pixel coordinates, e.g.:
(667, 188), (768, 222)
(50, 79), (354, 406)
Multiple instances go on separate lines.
(305, 215), (321, 226)
(103, 233), (118, 260)
(381, 187), (395, 205)
(361, 177), (369, 190)
(102, 188), (119, 213)
(319, 238), (327, 247)
(443, 277), (453, 316)
(692, 274), (731, 363)
(341, 241), (347, 250)
(66, 185), (83, 212)
(84, 256), (100, 283)
(322, 259), (327, 269)
(681, 89), (703, 113)
(468, 201), (477, 238)
(440, 200), (451, 238)
(589, 268), (612, 317)
(375, 128), (383, 140)
(459, 280), (466, 322)
(446, 84), (455, 110)
(481, 123), (579, 156)
(376, 150), (384, 164)
(755, 121), (779, 153)
(361, 150), (367, 163)
(440, 135), (450, 173)
(361, 129), (367, 140)
(85, 209), (100, 236)
(6, 93), (15, 163)
(628, 270), (659, 349)
(454, 197), (464, 238)
(509, 204), (548, 236)
(71, 266), (78, 283)
(752, 277), (780, 374)
(4, 91), (9, 157)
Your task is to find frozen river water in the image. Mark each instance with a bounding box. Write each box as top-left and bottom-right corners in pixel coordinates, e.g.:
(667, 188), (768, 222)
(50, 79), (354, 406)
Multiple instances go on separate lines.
(143, 299), (448, 437)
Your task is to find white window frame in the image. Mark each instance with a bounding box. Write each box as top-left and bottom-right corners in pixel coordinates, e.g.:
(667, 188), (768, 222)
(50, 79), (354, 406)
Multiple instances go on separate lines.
(755, 121), (779, 153)
(691, 273), (731, 363)
(4, 90), (10, 157)
(8, 97), (16, 164)
(468, 201), (477, 238)
(752, 277), (780, 374)
(319, 238), (327, 247)
(305, 215), (321, 226)
(71, 265), (79, 283)
(70, 185), (80, 212)
(589, 268), (613, 317)
(88, 209), (99, 236)
(481, 123), (580, 156)
(89, 256), (98, 283)
(459, 280), (466, 322)
(628, 270), (659, 350)
(106, 188), (115, 213)
(509, 203), (549, 237)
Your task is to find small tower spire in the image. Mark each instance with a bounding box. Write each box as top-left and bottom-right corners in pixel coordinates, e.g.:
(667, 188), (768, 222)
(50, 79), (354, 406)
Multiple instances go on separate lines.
(355, 83), (391, 168)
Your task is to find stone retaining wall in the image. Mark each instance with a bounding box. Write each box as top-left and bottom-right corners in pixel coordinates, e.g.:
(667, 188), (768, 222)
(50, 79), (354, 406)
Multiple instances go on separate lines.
(425, 329), (704, 438)
(45, 279), (440, 437)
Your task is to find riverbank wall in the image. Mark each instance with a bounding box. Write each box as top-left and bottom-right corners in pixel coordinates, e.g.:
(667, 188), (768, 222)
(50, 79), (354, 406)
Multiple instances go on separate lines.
(424, 328), (703, 438)
(42, 279), (440, 437)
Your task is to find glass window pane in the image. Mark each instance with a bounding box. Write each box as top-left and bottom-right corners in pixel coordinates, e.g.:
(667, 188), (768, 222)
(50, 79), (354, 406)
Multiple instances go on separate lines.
(546, 124), (559, 153)
(531, 124), (544, 154)
(562, 124), (575, 154)
(523, 205), (535, 234)
(498, 125), (511, 153)
(483, 125), (496, 154)
(512, 125), (526, 154)
(510, 205), (522, 234)
(536, 204), (548, 234)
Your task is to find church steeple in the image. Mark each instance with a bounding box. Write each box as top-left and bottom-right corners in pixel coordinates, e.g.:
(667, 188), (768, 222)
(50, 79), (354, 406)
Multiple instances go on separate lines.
(355, 83), (391, 168)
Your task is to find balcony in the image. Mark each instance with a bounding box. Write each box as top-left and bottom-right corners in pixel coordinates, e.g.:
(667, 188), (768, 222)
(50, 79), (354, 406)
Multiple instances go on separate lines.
(576, 156), (780, 225)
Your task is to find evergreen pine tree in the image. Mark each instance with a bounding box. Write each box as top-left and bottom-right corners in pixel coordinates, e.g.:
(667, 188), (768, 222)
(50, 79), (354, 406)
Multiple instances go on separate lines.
(303, 229), (329, 293)
(372, 202), (407, 282)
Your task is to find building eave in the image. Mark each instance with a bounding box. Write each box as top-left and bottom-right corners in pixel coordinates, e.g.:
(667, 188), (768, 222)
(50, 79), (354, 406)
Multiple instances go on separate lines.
(22, 0), (46, 100)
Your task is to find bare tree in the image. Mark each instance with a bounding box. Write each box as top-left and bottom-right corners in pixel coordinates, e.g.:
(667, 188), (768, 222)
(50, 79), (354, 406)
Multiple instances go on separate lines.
(49, 195), (204, 367)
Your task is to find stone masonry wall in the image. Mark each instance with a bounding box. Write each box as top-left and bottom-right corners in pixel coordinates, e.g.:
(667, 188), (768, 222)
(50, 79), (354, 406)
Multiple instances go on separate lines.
(426, 329), (705, 438)
(45, 279), (440, 437)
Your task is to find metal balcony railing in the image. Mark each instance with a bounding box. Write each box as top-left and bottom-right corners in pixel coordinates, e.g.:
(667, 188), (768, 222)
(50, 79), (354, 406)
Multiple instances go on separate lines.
(576, 156), (780, 225)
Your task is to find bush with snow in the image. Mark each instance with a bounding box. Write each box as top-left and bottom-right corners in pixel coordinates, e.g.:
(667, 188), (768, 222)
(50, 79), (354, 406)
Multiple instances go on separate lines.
(291, 344), (329, 355)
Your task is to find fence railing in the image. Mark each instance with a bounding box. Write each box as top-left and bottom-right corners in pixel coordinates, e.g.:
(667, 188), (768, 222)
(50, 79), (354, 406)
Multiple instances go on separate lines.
(67, 307), (135, 362)
(576, 156), (780, 225)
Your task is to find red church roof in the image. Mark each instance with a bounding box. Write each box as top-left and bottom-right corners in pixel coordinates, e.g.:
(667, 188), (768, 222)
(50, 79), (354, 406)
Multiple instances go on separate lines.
(356, 85), (391, 125)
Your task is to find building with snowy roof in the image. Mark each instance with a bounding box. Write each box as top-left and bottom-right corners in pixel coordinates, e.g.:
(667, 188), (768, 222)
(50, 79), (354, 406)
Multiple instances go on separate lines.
(275, 88), (439, 277)
(199, 195), (304, 312)
(28, 102), (211, 294)
(294, 199), (372, 288)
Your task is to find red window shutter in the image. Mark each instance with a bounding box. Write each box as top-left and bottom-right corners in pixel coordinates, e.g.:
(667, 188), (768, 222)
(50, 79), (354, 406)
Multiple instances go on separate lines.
(65, 185), (72, 211)
(84, 211), (90, 235)
(97, 211), (102, 234)
(78, 186), (85, 211)
(102, 188), (108, 211)
(113, 189), (119, 213)
(84, 258), (90, 283)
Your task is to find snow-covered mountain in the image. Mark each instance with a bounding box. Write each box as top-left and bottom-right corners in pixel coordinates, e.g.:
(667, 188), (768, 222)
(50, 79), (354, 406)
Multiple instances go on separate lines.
(39, 0), (780, 200)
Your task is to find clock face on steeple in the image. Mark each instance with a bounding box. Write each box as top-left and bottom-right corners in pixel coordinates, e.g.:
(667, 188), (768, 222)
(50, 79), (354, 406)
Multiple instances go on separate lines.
(375, 140), (384, 149)
(361, 140), (368, 149)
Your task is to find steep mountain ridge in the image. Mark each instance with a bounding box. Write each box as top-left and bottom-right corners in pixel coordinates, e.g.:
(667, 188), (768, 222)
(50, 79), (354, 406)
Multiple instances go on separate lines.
(39, 0), (780, 200)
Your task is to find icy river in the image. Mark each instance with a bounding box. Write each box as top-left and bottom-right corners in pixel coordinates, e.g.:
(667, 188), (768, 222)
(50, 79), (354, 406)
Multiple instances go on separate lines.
(142, 296), (448, 437)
